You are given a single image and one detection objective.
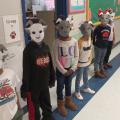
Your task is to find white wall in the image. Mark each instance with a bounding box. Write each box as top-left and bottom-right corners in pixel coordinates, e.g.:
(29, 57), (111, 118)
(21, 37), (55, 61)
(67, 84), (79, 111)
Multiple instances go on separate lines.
(69, 13), (86, 39)
(114, 20), (120, 44)
(0, 0), (25, 87)
(25, 0), (32, 11)
(0, 0), (26, 108)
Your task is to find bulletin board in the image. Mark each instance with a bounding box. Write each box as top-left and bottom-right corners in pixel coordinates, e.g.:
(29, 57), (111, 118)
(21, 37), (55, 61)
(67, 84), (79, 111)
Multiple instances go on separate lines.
(89, 0), (120, 23)
(68, 0), (86, 14)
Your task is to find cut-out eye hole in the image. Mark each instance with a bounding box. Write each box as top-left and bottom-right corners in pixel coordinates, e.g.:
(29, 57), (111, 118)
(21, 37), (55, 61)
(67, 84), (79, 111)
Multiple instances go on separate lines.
(32, 31), (36, 34)
(39, 30), (42, 33)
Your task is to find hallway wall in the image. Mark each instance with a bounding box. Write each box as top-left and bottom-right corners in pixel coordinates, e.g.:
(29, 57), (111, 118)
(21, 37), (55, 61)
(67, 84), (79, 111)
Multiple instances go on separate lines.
(0, 0), (24, 87)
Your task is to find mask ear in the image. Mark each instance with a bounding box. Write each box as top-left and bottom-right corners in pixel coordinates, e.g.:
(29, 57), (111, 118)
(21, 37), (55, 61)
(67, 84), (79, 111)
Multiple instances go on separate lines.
(98, 8), (103, 16)
(66, 16), (74, 30)
(25, 20), (33, 34)
(39, 19), (47, 30)
(26, 20), (33, 28)
(66, 17), (70, 22)
(104, 9), (110, 15)
(66, 16), (73, 23)
(88, 21), (92, 24)
(108, 8), (113, 14)
(25, 28), (30, 34)
(56, 18), (62, 24)
(88, 21), (94, 27)
(110, 12), (115, 19)
(55, 18), (63, 30)
(42, 25), (47, 30)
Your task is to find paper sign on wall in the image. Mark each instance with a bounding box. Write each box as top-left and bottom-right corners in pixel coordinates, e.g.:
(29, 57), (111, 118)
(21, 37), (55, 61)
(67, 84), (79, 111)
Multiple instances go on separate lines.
(3, 15), (21, 43)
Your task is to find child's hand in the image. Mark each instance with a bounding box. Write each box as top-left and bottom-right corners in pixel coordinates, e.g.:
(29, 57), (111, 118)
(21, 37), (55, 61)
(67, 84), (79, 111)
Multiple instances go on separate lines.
(64, 69), (74, 76)
(16, 92), (21, 110)
(64, 71), (70, 76)
(23, 98), (27, 102)
(68, 69), (74, 75)
(112, 40), (115, 46)
(49, 82), (55, 88)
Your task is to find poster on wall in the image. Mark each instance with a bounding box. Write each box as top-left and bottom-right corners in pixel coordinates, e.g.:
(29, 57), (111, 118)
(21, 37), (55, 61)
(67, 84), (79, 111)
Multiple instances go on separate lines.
(3, 15), (21, 44)
(69, 0), (85, 14)
(45, 0), (55, 10)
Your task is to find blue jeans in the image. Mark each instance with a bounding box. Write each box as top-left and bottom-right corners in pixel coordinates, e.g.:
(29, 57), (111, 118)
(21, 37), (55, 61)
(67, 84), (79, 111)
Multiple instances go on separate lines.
(94, 46), (107, 71)
(56, 69), (74, 100)
(75, 66), (89, 93)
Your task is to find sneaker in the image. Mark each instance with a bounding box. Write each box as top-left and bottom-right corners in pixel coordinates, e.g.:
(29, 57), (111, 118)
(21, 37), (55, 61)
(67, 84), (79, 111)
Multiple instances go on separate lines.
(74, 92), (83, 100)
(83, 88), (95, 94)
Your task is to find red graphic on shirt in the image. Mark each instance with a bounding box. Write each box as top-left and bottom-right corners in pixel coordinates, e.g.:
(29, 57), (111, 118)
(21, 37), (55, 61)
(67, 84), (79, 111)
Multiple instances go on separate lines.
(0, 79), (15, 101)
(36, 56), (50, 67)
(101, 30), (110, 38)
(102, 32), (109, 37)
(10, 31), (16, 39)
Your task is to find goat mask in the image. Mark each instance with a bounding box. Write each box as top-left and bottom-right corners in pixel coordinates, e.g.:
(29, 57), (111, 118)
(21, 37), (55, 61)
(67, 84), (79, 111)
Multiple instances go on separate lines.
(26, 18), (47, 43)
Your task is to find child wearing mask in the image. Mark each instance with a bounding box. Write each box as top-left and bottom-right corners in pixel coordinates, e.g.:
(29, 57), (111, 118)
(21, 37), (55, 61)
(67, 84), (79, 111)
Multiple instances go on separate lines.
(20, 18), (55, 120)
(104, 8), (116, 69)
(93, 9), (111, 78)
(0, 44), (20, 120)
(75, 21), (95, 100)
(55, 16), (79, 116)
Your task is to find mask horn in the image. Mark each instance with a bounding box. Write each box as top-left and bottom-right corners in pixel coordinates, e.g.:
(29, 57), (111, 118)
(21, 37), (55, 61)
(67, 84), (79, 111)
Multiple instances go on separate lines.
(56, 18), (62, 24)
(98, 8), (103, 16)
(26, 20), (33, 28)
(108, 8), (113, 14)
(104, 9), (110, 15)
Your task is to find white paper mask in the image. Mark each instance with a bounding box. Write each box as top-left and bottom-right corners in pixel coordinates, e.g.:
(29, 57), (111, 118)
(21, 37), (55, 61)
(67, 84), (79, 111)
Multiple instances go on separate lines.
(29, 23), (46, 43)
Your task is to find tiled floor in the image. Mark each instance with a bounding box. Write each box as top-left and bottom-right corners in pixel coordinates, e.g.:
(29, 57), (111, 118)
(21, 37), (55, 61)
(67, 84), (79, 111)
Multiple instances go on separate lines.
(73, 66), (120, 120)
(22, 43), (120, 120)
(73, 44), (120, 120)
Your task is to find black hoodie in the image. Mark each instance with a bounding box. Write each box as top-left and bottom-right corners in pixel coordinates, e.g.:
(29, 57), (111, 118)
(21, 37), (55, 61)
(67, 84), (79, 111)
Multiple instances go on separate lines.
(21, 41), (55, 97)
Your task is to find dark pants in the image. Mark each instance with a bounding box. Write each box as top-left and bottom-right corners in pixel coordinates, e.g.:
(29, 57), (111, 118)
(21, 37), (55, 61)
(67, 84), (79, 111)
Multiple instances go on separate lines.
(94, 46), (107, 71)
(104, 41), (113, 64)
(56, 69), (74, 100)
(28, 88), (54, 120)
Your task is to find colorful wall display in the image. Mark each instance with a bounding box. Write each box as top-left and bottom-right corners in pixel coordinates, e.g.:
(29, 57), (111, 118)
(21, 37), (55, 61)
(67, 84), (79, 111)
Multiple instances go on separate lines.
(89, 0), (120, 23)
(68, 0), (85, 14)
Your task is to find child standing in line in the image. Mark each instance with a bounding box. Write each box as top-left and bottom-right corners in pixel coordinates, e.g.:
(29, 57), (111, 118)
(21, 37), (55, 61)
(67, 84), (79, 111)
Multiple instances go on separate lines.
(104, 8), (116, 69)
(93, 9), (111, 78)
(55, 16), (79, 117)
(0, 45), (20, 120)
(75, 21), (95, 100)
(21, 18), (55, 120)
